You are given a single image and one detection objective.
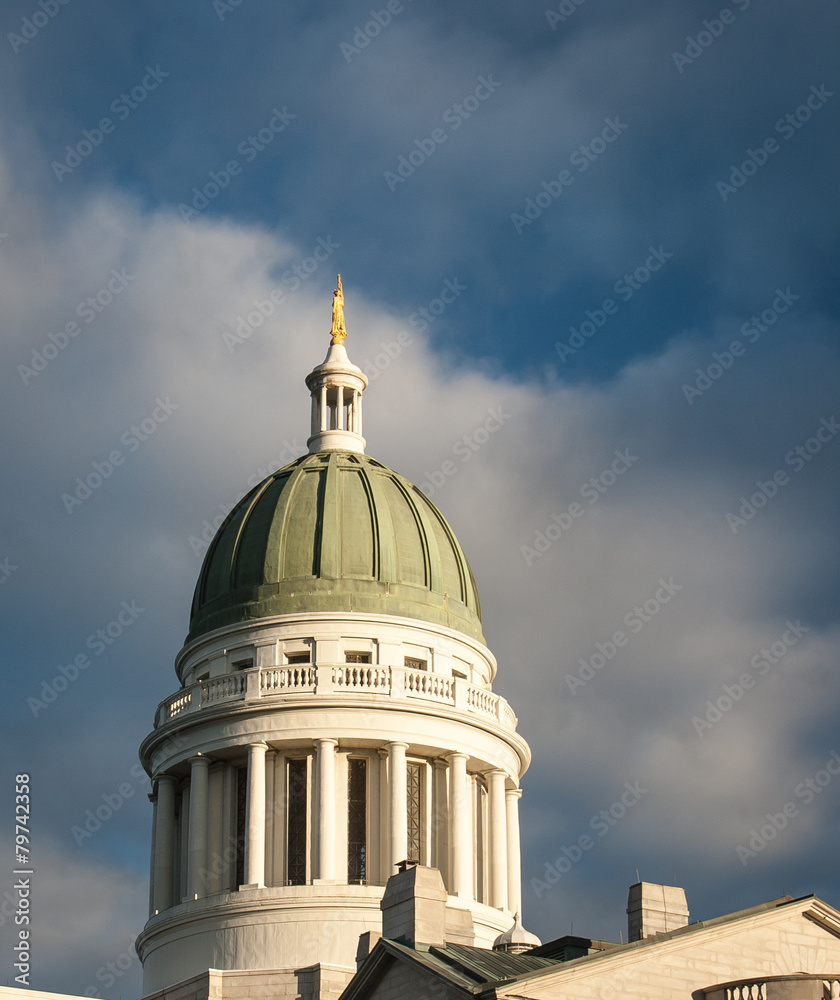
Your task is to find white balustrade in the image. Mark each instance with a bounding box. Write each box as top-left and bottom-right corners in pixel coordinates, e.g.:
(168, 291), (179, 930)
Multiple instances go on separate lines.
(155, 665), (518, 732)
(466, 684), (496, 717)
(332, 664), (389, 690)
(260, 666), (316, 692)
(405, 669), (453, 702)
(200, 673), (246, 705)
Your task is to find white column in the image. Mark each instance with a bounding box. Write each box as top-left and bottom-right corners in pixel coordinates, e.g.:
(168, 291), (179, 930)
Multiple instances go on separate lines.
(506, 787), (523, 917)
(432, 759), (449, 888)
(336, 385), (345, 429)
(319, 384), (328, 431)
(264, 749), (276, 887)
(310, 394), (318, 437)
(378, 750), (390, 884)
(388, 742), (408, 873)
(272, 751), (286, 887)
(348, 391), (357, 433)
(244, 742), (268, 887)
(448, 752), (472, 898)
(316, 738), (338, 882)
(178, 785), (190, 901)
(187, 756), (210, 899)
(488, 770), (508, 911)
(152, 774), (177, 913)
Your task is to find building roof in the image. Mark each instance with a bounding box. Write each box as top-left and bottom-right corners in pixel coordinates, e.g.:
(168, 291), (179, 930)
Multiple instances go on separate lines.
(188, 449), (484, 643)
(340, 894), (840, 1000)
(340, 939), (560, 1000)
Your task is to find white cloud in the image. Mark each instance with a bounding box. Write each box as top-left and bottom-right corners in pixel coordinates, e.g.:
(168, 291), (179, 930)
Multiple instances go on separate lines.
(0, 136), (838, 982)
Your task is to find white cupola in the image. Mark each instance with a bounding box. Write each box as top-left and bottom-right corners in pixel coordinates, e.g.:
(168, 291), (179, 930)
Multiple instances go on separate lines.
(305, 275), (368, 454)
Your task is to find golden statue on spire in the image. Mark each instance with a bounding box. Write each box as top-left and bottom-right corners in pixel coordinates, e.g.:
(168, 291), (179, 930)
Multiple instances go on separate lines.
(330, 274), (347, 345)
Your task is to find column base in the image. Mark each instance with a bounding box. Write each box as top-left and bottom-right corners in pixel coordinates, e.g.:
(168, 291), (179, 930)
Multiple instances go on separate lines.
(239, 883), (265, 890)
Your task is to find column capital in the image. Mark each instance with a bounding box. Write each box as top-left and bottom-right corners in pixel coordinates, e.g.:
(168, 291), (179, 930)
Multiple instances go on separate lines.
(387, 741), (409, 751)
(248, 741), (270, 752)
(188, 754), (211, 766)
(505, 786), (523, 800)
(447, 751), (469, 765)
(315, 737), (339, 749)
(154, 773), (178, 789)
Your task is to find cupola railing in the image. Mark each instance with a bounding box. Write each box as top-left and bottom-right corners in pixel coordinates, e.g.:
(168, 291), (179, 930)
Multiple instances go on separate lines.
(154, 663), (517, 731)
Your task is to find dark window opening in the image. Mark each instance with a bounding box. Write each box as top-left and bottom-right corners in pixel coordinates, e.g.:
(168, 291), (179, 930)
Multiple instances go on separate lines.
(235, 767), (247, 887)
(287, 758), (308, 885)
(407, 761), (422, 864)
(345, 652), (371, 664)
(287, 652), (311, 664)
(347, 758), (367, 884)
(404, 657), (427, 671)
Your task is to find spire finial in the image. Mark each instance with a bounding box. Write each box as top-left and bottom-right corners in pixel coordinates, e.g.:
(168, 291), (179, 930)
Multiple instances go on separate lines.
(330, 274), (347, 345)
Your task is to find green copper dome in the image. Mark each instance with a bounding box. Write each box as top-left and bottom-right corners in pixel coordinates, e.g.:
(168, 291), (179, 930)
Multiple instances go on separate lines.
(187, 450), (484, 644)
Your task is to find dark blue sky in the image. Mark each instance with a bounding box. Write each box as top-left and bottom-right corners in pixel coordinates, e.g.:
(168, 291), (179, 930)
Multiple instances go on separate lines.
(0, 1), (838, 996)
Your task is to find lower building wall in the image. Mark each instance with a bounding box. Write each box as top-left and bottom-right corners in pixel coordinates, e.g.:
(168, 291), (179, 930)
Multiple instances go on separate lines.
(495, 902), (840, 1000)
(362, 962), (463, 1000)
(140, 966), (355, 1000)
(138, 890), (382, 994)
(138, 885), (512, 994)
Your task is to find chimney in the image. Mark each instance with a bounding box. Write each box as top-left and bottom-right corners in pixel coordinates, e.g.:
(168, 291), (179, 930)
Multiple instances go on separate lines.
(380, 862), (447, 948)
(627, 882), (689, 941)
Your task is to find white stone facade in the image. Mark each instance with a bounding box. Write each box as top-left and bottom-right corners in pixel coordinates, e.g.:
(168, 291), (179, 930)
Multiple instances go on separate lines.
(137, 610), (530, 993)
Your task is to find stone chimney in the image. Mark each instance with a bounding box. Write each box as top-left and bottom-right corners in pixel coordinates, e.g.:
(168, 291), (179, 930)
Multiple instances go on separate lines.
(627, 882), (689, 941)
(380, 863), (448, 948)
